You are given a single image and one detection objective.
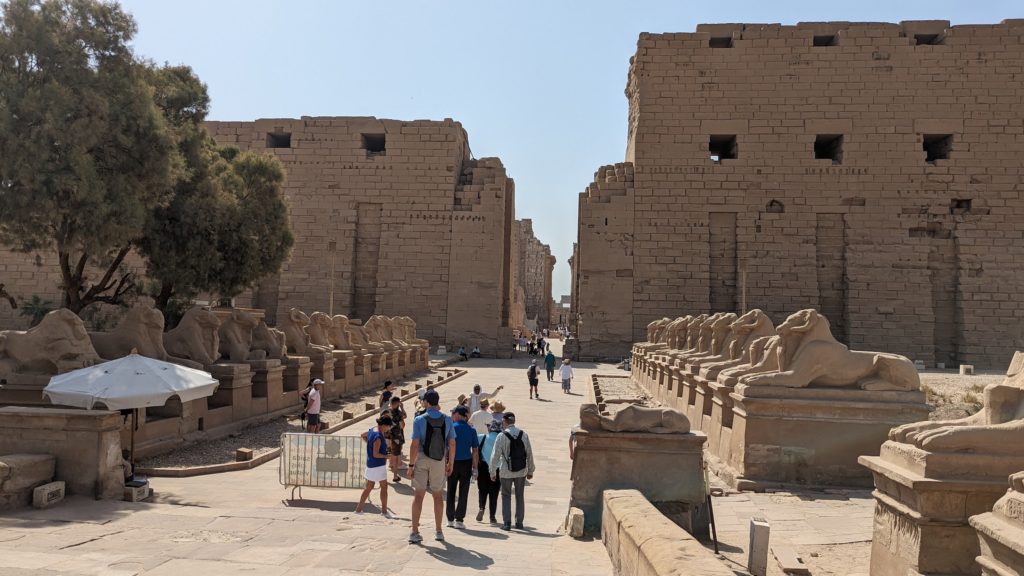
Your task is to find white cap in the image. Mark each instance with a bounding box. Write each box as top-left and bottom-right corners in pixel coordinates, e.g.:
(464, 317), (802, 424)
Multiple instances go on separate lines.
(312, 379), (325, 385)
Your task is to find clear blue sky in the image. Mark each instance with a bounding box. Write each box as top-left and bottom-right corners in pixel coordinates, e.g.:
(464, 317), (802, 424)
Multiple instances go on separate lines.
(119, 0), (1019, 300)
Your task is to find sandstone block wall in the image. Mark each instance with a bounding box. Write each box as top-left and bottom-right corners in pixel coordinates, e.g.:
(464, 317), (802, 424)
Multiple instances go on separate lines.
(0, 117), (518, 355)
(576, 20), (1024, 367)
(516, 219), (555, 329)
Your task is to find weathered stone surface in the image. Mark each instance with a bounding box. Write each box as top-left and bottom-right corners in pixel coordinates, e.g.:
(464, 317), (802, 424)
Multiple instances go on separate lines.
(163, 307), (221, 366)
(602, 489), (734, 576)
(573, 21), (1024, 370)
(0, 309), (99, 380)
(970, 471), (1024, 576)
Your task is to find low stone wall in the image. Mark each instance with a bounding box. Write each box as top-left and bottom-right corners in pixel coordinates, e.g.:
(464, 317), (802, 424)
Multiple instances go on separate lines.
(0, 407), (122, 500)
(601, 489), (733, 576)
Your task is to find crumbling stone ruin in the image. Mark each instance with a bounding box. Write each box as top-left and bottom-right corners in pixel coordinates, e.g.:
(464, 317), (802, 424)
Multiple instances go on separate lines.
(516, 219), (556, 330)
(573, 20), (1024, 368)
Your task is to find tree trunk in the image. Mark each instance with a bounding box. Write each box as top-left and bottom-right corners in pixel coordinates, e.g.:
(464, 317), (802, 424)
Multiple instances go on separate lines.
(58, 245), (134, 315)
(154, 282), (174, 312)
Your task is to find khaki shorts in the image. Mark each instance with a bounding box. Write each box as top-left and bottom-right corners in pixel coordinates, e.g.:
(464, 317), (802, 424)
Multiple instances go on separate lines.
(412, 456), (446, 492)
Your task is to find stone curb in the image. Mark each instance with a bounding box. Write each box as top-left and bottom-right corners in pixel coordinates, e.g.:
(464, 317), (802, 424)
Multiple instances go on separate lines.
(137, 368), (467, 478)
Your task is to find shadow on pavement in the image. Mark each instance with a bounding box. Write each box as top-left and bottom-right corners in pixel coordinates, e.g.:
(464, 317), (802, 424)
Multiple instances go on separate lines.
(423, 541), (495, 569)
(282, 499), (360, 512)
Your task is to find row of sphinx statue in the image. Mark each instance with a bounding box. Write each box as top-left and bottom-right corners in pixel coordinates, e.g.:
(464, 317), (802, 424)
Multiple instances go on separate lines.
(636, 308), (921, 391)
(0, 305), (428, 379)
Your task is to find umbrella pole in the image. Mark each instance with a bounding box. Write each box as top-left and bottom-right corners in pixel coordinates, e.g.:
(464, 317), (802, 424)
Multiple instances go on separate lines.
(130, 408), (136, 481)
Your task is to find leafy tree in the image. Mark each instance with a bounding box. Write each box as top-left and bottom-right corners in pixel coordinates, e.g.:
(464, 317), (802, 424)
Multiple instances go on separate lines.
(19, 294), (54, 326)
(138, 66), (293, 313)
(0, 0), (177, 313)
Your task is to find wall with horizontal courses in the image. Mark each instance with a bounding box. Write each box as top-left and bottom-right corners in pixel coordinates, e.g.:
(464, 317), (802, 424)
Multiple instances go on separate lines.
(577, 20), (1024, 367)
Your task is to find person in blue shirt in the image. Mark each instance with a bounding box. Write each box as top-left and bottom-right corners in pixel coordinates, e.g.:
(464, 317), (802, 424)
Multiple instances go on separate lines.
(356, 414), (394, 518)
(445, 405), (479, 529)
(475, 419), (502, 524)
(407, 389), (456, 544)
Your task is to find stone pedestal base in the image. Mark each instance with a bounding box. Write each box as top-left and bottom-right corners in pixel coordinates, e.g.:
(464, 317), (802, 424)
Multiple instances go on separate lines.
(308, 354), (335, 398)
(721, 385), (928, 487)
(860, 443), (1024, 576)
(0, 373), (50, 405)
(331, 351), (355, 397)
(249, 359), (287, 413)
(206, 363), (254, 422)
(282, 356), (312, 396)
(569, 428), (707, 532)
(970, 479), (1024, 576)
(707, 381), (736, 461)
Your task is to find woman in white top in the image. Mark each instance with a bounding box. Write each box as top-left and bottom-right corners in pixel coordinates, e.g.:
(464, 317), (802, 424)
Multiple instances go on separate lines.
(559, 359), (575, 394)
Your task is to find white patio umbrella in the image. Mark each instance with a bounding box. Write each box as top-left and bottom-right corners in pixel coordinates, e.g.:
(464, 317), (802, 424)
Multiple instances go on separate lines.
(43, 354), (219, 472)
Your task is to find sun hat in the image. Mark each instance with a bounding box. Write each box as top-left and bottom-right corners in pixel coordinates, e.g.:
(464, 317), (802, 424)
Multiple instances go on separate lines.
(490, 399), (505, 412)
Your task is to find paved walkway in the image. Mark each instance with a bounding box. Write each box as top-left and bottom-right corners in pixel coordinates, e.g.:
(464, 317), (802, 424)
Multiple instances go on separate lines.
(0, 342), (614, 576)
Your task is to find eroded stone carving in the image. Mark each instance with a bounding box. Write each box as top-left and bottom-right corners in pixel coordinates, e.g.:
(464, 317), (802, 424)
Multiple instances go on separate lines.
(164, 307), (221, 366)
(396, 316), (429, 346)
(645, 318), (671, 343)
(579, 403), (690, 434)
(0, 309), (100, 377)
(364, 315), (398, 351)
(90, 305), (170, 361)
(328, 315), (357, 351)
(217, 309), (266, 363)
(281, 308), (330, 359)
(738, 309), (920, 391)
(889, 350), (1024, 453)
(347, 319), (384, 354)
(306, 312), (335, 349)
(252, 320), (287, 361)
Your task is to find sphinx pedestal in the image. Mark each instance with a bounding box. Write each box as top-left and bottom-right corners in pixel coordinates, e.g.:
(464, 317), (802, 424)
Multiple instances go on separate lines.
(206, 363), (255, 426)
(970, 475), (1024, 576)
(282, 355), (312, 399)
(331, 350), (356, 398)
(569, 428), (707, 532)
(861, 443), (1024, 576)
(719, 385), (928, 488)
(308, 354), (336, 398)
(0, 374), (50, 405)
(248, 359), (287, 413)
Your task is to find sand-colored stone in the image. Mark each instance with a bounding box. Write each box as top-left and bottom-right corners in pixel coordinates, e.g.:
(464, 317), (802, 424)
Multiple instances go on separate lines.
(579, 403), (690, 434)
(0, 309), (99, 379)
(861, 351), (1024, 576)
(602, 489), (734, 576)
(970, 471), (1024, 576)
(217, 308), (266, 362)
(251, 320), (287, 361)
(163, 306), (221, 366)
(573, 21), (1024, 369)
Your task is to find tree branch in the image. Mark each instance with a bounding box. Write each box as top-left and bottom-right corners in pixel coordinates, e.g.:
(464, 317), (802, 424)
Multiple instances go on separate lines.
(82, 244), (131, 303)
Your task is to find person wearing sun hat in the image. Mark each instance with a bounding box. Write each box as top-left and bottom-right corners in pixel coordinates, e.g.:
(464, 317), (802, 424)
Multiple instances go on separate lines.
(489, 399), (506, 424)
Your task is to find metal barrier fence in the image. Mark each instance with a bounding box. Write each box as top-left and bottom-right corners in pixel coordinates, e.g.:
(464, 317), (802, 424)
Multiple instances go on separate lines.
(279, 433), (364, 499)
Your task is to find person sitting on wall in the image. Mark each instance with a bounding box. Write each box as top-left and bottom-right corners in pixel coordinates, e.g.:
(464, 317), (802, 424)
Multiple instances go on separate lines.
(471, 346), (481, 358)
(458, 346), (468, 361)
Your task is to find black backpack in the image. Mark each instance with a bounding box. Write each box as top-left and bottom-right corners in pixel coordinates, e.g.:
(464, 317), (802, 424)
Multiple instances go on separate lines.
(504, 430), (527, 472)
(423, 415), (447, 461)
(527, 365), (538, 380)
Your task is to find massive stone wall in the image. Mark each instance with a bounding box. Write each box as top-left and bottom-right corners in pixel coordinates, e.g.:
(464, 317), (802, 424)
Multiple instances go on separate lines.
(206, 117), (515, 355)
(575, 20), (1024, 367)
(516, 219), (555, 329)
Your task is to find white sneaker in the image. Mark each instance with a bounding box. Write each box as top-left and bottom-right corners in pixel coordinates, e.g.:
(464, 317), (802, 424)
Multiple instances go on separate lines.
(382, 511), (394, 520)
(446, 520), (454, 528)
(454, 520), (465, 529)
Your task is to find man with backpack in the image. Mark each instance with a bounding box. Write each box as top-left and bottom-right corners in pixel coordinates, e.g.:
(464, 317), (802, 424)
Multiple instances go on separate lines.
(527, 359), (540, 400)
(407, 389), (456, 544)
(488, 412), (536, 531)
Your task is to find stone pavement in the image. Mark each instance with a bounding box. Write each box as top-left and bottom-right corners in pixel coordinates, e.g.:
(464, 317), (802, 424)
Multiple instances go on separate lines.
(0, 342), (614, 576)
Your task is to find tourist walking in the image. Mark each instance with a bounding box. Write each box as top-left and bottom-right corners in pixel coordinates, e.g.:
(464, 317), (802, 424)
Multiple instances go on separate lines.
(559, 359), (575, 394)
(379, 380), (395, 408)
(527, 359), (540, 399)
(476, 420), (502, 523)
(489, 399), (506, 424)
(469, 398), (492, 434)
(544, 350), (557, 381)
(468, 383), (503, 414)
(305, 378), (324, 432)
(386, 396), (407, 482)
(408, 390), (456, 543)
(355, 414), (394, 518)
(489, 412), (536, 530)
(445, 405), (479, 529)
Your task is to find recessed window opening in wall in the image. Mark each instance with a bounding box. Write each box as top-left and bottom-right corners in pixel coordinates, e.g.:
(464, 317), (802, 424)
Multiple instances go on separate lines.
(361, 133), (386, 157)
(813, 34), (838, 47)
(709, 36), (733, 48)
(709, 135), (737, 162)
(266, 132), (291, 148)
(814, 134), (844, 164)
(950, 199), (972, 215)
(915, 33), (945, 45)
(923, 134), (953, 163)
